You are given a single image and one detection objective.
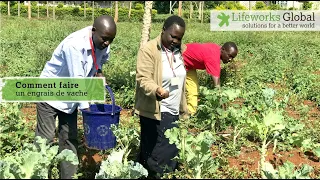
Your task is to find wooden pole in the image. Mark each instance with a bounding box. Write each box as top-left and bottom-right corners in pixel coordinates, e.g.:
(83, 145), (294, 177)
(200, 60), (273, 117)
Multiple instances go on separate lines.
(92, 1), (94, 21)
(46, 1), (49, 18)
(28, 1), (31, 19)
(128, 1), (132, 19)
(201, 1), (204, 23)
(53, 1), (55, 20)
(189, 1), (193, 19)
(84, 1), (86, 18)
(18, 1), (20, 17)
(37, 1), (40, 19)
(114, 1), (118, 22)
(178, 1), (182, 17)
(198, 1), (201, 21)
(7, 1), (10, 16)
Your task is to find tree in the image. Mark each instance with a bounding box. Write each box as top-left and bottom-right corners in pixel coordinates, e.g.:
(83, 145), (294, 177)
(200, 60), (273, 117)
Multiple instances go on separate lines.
(37, 1), (40, 19)
(84, 1), (86, 18)
(204, 1), (222, 9)
(140, 1), (153, 49)
(178, 1), (182, 17)
(28, 1), (31, 19)
(128, 1), (132, 19)
(153, 1), (171, 14)
(18, 1), (20, 17)
(189, 1), (193, 19)
(302, 1), (313, 10)
(198, 1), (201, 21)
(201, 1), (204, 23)
(92, 1), (94, 22)
(53, 1), (55, 20)
(114, 1), (118, 23)
(7, 1), (10, 16)
(46, 1), (49, 18)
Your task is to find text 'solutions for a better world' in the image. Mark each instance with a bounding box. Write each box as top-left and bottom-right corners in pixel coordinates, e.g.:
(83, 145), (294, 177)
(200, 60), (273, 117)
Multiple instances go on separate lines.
(232, 12), (316, 29)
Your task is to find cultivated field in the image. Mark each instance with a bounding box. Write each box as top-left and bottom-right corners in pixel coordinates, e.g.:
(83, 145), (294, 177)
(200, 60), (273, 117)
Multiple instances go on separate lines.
(0, 16), (320, 179)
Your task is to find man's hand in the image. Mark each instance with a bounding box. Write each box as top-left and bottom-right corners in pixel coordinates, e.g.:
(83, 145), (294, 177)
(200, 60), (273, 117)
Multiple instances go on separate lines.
(156, 87), (169, 99)
(83, 108), (90, 111)
(95, 69), (104, 77)
(95, 72), (104, 77)
(212, 76), (220, 88)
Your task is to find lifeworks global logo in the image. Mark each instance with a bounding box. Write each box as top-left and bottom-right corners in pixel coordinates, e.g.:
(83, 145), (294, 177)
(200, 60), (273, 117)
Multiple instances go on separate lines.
(210, 10), (320, 31)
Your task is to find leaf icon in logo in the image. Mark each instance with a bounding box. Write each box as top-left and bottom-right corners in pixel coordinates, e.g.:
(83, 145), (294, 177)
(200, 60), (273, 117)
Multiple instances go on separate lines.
(217, 12), (230, 27)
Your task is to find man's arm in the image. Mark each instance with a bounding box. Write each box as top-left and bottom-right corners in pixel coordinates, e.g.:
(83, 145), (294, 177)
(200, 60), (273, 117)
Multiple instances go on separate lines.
(212, 76), (220, 88)
(136, 46), (164, 100)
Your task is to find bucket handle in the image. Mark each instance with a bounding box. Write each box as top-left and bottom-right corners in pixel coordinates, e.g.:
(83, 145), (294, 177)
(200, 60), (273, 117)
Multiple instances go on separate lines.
(105, 85), (115, 115)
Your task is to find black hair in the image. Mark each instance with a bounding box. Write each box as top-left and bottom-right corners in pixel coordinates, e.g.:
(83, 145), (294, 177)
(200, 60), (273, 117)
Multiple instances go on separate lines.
(93, 15), (116, 31)
(163, 15), (186, 30)
(222, 42), (238, 51)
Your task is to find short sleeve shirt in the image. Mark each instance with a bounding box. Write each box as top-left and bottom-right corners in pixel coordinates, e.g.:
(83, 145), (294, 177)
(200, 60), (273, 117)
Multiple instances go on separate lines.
(182, 43), (221, 77)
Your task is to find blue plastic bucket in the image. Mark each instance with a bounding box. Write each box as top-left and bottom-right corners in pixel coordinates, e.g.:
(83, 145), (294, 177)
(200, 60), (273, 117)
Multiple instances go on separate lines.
(80, 85), (122, 150)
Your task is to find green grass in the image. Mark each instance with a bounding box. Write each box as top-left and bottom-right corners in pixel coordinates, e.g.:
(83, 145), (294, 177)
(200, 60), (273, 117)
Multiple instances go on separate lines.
(1, 15), (319, 106)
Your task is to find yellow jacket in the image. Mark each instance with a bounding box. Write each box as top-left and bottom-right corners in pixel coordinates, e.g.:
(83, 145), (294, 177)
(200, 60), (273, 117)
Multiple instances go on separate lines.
(134, 34), (189, 120)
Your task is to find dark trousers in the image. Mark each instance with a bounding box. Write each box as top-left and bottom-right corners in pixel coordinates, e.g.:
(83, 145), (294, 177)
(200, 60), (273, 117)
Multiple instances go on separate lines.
(138, 112), (179, 179)
(35, 102), (78, 179)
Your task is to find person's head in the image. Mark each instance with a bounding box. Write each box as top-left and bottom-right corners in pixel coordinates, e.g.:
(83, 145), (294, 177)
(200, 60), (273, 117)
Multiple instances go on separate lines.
(92, 15), (117, 50)
(161, 15), (186, 51)
(220, 42), (238, 64)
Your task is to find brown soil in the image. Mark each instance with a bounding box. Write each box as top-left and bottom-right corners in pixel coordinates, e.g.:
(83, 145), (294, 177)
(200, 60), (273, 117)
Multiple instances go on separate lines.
(313, 70), (320, 75)
(226, 146), (320, 178)
(78, 144), (109, 179)
(285, 107), (301, 119)
(228, 61), (248, 71)
(21, 103), (37, 123)
(303, 100), (320, 121)
(231, 98), (245, 107)
(120, 108), (134, 118)
(266, 83), (286, 91)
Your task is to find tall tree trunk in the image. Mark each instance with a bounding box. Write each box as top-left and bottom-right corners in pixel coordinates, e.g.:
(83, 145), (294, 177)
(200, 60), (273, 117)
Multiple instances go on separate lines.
(293, 1), (295, 9)
(110, 1), (113, 15)
(84, 1), (86, 18)
(53, 1), (55, 20)
(128, 1), (132, 19)
(201, 1), (204, 23)
(18, 1), (20, 17)
(46, 1), (49, 18)
(198, 1), (201, 20)
(189, 1), (193, 20)
(249, 1), (252, 10)
(178, 1), (182, 17)
(114, 1), (118, 22)
(7, 1), (10, 16)
(28, 1), (31, 19)
(92, 1), (94, 21)
(37, 1), (40, 19)
(139, 1), (153, 49)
